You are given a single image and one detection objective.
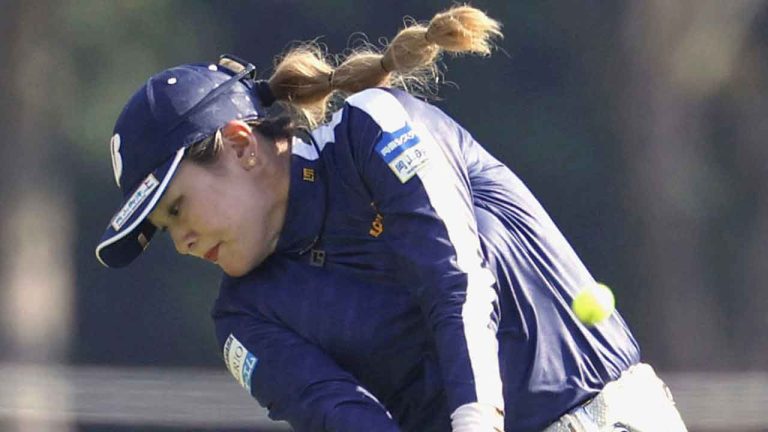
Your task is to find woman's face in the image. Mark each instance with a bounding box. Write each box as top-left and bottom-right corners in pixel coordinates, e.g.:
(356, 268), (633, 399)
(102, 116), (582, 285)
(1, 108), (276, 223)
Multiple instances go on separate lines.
(148, 126), (289, 277)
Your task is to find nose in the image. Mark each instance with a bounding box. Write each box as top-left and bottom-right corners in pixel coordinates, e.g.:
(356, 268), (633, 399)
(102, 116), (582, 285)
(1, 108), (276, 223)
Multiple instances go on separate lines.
(169, 227), (197, 256)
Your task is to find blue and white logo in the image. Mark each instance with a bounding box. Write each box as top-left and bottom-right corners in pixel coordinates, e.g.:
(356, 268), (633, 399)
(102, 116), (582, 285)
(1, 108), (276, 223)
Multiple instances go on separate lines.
(223, 334), (259, 393)
(375, 125), (429, 183)
(110, 174), (159, 231)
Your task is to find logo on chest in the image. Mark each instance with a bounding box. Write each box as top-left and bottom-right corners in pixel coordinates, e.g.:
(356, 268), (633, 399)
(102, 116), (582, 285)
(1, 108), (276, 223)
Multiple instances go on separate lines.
(369, 212), (384, 238)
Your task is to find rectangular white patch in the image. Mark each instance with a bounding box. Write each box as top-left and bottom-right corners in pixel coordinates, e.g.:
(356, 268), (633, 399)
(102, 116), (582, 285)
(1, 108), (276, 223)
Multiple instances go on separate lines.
(388, 143), (429, 183)
(111, 174), (159, 231)
(375, 125), (429, 183)
(223, 334), (258, 393)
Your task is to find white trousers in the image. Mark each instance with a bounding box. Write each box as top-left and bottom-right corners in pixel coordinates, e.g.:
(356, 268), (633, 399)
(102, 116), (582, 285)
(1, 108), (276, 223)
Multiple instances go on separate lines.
(542, 363), (688, 432)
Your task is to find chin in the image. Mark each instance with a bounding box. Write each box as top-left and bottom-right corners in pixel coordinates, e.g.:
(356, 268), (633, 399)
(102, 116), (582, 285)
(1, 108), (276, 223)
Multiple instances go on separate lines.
(220, 255), (265, 278)
(221, 263), (250, 278)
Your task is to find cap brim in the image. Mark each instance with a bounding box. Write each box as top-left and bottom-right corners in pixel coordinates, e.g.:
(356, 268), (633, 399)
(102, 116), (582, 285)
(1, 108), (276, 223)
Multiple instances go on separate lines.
(95, 148), (186, 268)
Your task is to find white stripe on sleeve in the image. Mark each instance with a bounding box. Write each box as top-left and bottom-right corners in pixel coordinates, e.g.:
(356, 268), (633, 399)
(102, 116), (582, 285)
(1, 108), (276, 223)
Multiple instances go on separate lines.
(346, 89), (504, 411)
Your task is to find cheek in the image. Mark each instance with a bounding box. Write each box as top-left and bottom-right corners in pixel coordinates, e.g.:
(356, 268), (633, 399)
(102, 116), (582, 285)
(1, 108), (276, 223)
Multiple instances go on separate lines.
(239, 205), (272, 254)
(220, 234), (266, 277)
(219, 195), (274, 273)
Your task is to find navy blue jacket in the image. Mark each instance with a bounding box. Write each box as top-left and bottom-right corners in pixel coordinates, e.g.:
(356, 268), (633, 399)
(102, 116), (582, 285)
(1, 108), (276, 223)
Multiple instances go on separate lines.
(212, 88), (640, 431)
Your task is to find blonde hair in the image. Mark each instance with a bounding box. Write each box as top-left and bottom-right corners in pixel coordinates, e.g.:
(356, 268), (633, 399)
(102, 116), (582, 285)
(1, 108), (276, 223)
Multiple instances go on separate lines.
(267, 5), (502, 126)
(187, 5), (502, 163)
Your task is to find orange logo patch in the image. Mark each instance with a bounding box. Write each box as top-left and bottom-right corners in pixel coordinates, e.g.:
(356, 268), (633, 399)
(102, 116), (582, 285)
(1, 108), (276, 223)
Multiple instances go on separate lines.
(369, 213), (384, 238)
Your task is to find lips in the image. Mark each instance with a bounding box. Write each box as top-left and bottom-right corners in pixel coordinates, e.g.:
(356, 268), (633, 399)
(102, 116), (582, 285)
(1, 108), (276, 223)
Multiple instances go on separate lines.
(203, 243), (221, 262)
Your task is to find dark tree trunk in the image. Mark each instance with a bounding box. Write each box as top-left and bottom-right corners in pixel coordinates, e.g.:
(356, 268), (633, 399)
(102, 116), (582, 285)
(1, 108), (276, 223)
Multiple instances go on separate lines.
(0, 1), (76, 431)
(617, 0), (761, 369)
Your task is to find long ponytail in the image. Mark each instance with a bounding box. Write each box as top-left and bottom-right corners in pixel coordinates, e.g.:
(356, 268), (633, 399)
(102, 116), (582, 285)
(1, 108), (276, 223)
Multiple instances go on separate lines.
(267, 5), (502, 126)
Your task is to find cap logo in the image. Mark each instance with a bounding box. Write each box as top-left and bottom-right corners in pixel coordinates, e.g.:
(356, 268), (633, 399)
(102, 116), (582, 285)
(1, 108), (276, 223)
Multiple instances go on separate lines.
(110, 174), (159, 231)
(110, 133), (123, 187)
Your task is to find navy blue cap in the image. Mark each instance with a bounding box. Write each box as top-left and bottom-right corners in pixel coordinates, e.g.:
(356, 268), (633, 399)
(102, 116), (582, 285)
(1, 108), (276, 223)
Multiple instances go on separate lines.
(96, 58), (269, 268)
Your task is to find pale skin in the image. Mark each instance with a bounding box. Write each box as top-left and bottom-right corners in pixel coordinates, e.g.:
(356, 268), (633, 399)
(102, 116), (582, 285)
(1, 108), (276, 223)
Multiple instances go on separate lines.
(148, 120), (292, 277)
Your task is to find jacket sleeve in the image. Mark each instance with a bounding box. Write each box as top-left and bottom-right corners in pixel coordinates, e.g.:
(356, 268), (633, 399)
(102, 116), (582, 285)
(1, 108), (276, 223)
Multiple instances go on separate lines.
(214, 311), (401, 432)
(340, 88), (505, 416)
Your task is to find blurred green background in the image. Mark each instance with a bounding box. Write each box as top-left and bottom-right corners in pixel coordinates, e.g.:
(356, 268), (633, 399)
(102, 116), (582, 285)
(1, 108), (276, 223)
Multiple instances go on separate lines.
(1, 0), (768, 430)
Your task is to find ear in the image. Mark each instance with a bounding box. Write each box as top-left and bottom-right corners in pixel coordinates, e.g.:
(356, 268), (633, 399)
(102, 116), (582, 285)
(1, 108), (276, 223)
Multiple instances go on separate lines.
(220, 120), (259, 170)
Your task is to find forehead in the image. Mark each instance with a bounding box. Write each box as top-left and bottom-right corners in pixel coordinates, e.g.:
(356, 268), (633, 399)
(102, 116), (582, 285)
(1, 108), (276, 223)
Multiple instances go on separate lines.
(162, 158), (211, 194)
(148, 158), (223, 214)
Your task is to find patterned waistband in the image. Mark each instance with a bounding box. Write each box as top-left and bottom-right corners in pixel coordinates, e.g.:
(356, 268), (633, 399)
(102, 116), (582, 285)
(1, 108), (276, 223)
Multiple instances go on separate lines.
(541, 363), (678, 432)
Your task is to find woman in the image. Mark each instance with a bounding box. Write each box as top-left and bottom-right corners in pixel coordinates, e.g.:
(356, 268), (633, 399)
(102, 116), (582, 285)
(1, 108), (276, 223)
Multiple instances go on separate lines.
(95, 6), (687, 432)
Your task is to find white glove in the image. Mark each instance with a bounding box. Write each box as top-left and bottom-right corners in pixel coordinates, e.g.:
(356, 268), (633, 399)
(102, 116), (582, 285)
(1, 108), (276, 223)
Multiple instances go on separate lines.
(451, 402), (505, 432)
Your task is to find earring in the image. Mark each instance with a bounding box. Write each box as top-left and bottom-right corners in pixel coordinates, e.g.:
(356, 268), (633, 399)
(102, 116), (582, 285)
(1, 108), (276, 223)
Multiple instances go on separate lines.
(247, 152), (256, 167)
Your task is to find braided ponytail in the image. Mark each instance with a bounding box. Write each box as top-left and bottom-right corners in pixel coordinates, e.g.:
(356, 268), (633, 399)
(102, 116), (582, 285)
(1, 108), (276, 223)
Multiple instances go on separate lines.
(267, 5), (502, 126)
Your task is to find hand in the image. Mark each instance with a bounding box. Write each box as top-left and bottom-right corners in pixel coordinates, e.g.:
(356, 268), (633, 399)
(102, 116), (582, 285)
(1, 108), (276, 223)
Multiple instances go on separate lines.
(451, 402), (504, 432)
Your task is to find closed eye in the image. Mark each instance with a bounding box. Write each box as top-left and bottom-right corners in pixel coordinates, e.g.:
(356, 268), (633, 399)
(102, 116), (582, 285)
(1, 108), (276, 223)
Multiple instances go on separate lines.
(154, 197), (182, 233)
(168, 197), (182, 218)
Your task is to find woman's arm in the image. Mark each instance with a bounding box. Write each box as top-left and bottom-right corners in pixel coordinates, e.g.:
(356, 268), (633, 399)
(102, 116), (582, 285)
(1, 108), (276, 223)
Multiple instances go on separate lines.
(340, 88), (504, 431)
(215, 311), (400, 432)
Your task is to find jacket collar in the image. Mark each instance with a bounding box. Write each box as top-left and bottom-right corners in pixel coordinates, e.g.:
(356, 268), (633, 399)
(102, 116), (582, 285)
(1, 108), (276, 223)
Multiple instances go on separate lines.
(274, 133), (327, 255)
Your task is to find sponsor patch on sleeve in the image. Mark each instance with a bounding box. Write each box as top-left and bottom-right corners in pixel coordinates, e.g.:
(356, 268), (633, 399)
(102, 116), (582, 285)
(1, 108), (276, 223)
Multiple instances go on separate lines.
(374, 124), (429, 183)
(223, 334), (258, 393)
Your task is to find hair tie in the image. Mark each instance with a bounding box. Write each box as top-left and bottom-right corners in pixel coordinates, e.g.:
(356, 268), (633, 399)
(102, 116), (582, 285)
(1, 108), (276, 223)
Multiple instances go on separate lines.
(254, 80), (276, 107)
(380, 57), (392, 74)
(424, 29), (434, 44)
(328, 70), (336, 89)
